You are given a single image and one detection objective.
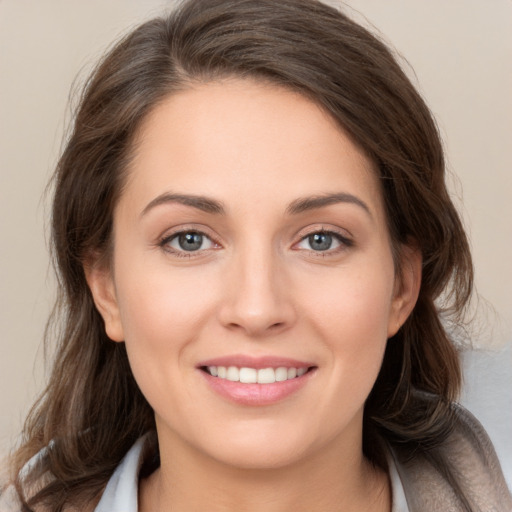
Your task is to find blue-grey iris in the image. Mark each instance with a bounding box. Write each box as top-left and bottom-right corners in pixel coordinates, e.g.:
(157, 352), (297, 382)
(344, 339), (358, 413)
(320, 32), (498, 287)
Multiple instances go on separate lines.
(309, 232), (332, 251)
(178, 232), (203, 251)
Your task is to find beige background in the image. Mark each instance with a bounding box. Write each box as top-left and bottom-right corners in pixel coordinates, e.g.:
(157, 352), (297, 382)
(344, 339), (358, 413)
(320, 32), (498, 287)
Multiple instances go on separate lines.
(1, 0), (511, 478)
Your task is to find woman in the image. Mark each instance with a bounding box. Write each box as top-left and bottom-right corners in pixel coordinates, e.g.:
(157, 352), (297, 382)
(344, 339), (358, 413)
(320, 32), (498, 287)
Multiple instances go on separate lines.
(2, 0), (511, 510)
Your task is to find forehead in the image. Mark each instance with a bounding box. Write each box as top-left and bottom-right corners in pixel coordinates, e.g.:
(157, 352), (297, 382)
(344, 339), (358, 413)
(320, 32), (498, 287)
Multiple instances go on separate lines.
(123, 79), (384, 219)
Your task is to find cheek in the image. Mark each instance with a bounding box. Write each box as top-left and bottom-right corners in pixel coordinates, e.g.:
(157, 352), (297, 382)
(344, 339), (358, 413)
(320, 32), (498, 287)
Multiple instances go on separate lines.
(301, 265), (394, 334)
(114, 246), (217, 337)
(112, 251), (220, 382)
(295, 261), (394, 375)
(112, 260), (225, 428)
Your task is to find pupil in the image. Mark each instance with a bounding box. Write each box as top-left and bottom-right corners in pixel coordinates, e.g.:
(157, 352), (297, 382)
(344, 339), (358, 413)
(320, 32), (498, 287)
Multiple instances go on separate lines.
(179, 232), (203, 251)
(309, 233), (332, 251)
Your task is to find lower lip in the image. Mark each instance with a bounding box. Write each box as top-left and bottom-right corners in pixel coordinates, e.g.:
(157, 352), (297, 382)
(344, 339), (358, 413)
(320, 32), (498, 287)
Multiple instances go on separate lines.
(199, 369), (315, 406)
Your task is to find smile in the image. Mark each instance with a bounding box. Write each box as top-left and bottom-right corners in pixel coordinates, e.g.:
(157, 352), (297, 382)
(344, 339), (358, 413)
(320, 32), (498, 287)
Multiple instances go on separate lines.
(198, 358), (317, 406)
(204, 366), (309, 384)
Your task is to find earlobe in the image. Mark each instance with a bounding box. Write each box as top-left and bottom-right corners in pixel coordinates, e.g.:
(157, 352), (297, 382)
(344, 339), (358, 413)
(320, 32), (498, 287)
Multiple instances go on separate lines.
(84, 261), (125, 342)
(388, 244), (422, 338)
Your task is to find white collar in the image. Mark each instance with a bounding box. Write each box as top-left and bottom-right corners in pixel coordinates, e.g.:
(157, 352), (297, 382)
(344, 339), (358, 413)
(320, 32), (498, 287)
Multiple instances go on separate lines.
(94, 434), (150, 512)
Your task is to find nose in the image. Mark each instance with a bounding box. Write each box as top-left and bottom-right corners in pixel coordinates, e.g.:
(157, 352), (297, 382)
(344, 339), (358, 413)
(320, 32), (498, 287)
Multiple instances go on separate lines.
(217, 244), (296, 338)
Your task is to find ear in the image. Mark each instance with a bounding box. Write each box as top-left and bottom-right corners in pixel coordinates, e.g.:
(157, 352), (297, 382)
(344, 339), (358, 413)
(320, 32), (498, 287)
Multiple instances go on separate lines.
(387, 243), (422, 338)
(84, 259), (125, 342)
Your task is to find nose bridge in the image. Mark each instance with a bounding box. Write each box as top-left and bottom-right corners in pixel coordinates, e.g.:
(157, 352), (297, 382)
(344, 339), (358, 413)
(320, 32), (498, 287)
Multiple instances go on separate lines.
(219, 236), (294, 336)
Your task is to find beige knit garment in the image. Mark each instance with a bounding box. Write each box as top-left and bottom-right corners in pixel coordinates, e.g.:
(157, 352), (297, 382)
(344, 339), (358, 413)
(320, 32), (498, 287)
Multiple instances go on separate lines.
(392, 404), (512, 511)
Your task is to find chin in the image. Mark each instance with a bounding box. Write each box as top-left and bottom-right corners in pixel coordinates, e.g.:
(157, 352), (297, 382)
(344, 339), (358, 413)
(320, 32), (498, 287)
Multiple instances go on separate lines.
(196, 423), (326, 471)
(212, 442), (309, 471)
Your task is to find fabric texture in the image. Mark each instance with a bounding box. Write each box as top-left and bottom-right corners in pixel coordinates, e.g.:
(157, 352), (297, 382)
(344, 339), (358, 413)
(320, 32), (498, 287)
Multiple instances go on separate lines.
(390, 404), (512, 511)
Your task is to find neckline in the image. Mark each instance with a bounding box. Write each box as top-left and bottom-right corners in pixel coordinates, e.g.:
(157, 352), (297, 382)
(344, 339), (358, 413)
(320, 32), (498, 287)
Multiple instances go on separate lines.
(95, 433), (409, 512)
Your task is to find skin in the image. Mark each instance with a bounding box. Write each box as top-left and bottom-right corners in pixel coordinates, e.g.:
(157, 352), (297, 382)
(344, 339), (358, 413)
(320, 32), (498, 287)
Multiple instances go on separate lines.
(87, 79), (421, 512)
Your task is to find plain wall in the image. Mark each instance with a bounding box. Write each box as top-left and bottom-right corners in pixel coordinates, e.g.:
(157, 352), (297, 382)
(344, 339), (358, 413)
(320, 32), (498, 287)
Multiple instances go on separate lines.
(1, 0), (511, 477)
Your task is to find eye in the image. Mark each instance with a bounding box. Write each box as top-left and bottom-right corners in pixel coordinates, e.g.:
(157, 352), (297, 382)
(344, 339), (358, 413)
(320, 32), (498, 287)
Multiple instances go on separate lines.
(296, 230), (351, 252)
(163, 231), (216, 253)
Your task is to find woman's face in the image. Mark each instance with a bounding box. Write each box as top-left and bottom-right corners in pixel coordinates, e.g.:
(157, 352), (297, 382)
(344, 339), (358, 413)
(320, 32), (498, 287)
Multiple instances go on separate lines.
(88, 79), (420, 469)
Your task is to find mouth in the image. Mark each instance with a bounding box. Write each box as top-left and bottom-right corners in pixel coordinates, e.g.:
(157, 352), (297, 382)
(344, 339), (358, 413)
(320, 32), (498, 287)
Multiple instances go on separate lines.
(200, 365), (315, 384)
(197, 358), (317, 405)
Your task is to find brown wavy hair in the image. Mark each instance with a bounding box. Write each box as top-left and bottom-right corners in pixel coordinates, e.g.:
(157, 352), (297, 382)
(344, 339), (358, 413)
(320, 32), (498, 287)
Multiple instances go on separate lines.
(7, 0), (473, 509)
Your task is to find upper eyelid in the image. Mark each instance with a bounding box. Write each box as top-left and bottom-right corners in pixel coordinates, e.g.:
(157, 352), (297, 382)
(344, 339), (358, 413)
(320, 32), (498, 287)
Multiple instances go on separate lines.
(159, 225), (218, 242)
(294, 225), (353, 241)
(163, 230), (213, 243)
(158, 227), (221, 253)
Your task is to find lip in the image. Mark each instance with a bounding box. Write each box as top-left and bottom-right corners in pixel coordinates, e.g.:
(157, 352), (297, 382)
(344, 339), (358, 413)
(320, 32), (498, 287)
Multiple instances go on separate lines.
(197, 354), (317, 406)
(197, 354), (315, 369)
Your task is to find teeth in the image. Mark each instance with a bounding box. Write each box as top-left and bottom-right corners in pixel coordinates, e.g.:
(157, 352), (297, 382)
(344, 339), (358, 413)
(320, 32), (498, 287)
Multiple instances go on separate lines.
(206, 365), (310, 383)
(257, 367), (275, 384)
(239, 367), (257, 383)
(226, 366), (239, 381)
(275, 367), (288, 382)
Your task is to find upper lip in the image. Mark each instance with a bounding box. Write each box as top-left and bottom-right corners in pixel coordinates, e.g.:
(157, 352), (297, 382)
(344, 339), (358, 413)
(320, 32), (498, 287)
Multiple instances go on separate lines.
(197, 354), (315, 369)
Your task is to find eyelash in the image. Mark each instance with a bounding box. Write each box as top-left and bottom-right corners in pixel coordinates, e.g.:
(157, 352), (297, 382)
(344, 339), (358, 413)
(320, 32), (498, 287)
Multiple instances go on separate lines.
(158, 229), (220, 258)
(158, 228), (353, 258)
(294, 228), (353, 256)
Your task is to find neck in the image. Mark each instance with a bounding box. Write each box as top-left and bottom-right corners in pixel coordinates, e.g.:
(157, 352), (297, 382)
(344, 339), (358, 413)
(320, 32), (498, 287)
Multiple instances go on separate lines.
(139, 429), (391, 512)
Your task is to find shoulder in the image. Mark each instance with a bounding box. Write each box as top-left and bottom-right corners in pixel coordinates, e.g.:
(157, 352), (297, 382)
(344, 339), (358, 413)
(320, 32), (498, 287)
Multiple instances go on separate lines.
(2, 433), (155, 512)
(0, 454), (22, 512)
(0, 447), (49, 512)
(0, 449), (100, 512)
(0, 486), (94, 512)
(391, 403), (512, 511)
(0, 482), (22, 512)
(445, 404), (512, 510)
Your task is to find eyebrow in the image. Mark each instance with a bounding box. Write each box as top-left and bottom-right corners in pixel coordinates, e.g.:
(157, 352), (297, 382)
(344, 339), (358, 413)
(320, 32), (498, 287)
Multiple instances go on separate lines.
(140, 193), (226, 217)
(140, 191), (371, 218)
(286, 193), (372, 217)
